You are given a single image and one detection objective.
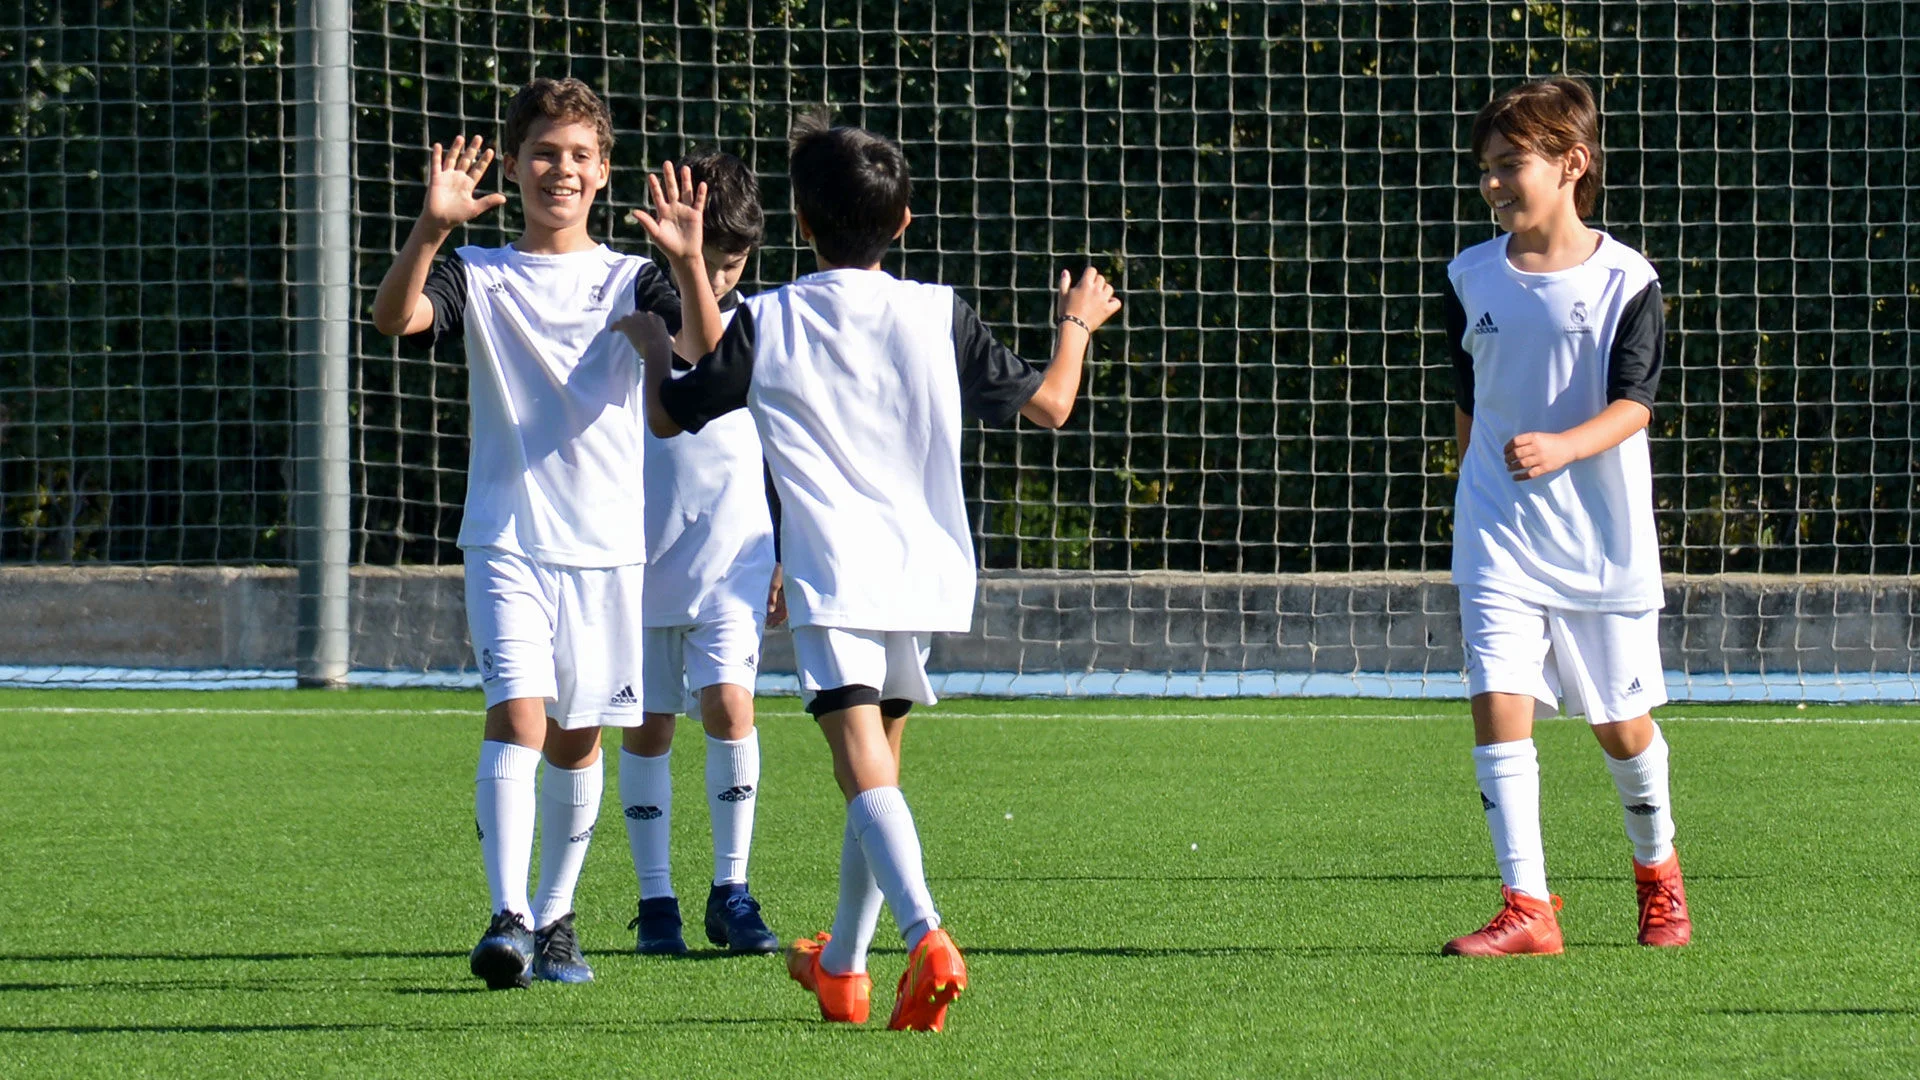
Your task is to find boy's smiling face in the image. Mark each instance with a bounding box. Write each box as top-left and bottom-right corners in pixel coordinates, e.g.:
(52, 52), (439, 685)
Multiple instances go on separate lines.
(504, 117), (609, 235)
(1477, 129), (1586, 234)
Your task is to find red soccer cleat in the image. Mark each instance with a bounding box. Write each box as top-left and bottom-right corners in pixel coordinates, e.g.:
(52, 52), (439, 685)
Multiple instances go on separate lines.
(1441, 886), (1565, 956)
(786, 933), (872, 1023)
(887, 928), (968, 1032)
(1634, 850), (1692, 947)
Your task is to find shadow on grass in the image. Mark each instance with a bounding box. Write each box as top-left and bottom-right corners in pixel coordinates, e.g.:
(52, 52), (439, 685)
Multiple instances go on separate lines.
(935, 872), (1769, 885)
(0, 950), (468, 964)
(0, 1017), (819, 1036)
(966, 944), (1437, 959)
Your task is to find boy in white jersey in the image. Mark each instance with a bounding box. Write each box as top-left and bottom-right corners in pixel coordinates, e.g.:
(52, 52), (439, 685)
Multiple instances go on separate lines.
(618, 113), (1121, 1030)
(1441, 78), (1691, 956)
(613, 151), (783, 957)
(369, 78), (726, 988)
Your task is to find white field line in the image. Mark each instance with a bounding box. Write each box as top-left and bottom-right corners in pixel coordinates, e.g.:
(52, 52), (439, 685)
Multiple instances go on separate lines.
(0, 706), (1915, 725)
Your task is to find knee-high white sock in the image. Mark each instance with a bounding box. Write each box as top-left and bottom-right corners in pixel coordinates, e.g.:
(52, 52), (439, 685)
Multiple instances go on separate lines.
(1474, 739), (1549, 900)
(532, 757), (604, 930)
(818, 814), (884, 976)
(475, 740), (541, 923)
(1603, 723), (1676, 866)
(619, 748), (675, 900)
(706, 731), (760, 886)
(848, 787), (940, 952)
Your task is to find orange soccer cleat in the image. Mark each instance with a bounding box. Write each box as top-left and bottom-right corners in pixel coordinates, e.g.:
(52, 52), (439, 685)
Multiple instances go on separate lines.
(887, 928), (968, 1032)
(1634, 851), (1692, 947)
(1441, 886), (1565, 956)
(786, 933), (872, 1023)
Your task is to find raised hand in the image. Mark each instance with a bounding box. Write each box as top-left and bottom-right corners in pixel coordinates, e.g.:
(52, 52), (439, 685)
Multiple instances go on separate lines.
(626, 161), (707, 264)
(1056, 267), (1123, 334)
(421, 135), (508, 232)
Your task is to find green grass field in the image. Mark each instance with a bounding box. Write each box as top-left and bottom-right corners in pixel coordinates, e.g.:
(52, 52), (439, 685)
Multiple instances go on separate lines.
(1, 689), (1916, 1078)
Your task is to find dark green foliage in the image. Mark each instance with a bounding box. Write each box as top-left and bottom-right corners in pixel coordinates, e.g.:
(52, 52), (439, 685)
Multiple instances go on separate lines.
(2, 2), (1911, 573)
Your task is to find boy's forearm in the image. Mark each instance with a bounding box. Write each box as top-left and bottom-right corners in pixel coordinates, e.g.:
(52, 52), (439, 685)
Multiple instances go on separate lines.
(371, 219), (451, 336)
(1019, 325), (1089, 428)
(1455, 407), (1472, 458)
(1558, 399), (1651, 461)
(641, 341), (684, 437)
(666, 254), (724, 359)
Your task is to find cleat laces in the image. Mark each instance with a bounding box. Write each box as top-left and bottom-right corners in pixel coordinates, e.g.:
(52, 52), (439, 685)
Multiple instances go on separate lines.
(724, 892), (764, 919)
(540, 918), (582, 963)
(1638, 879), (1684, 930)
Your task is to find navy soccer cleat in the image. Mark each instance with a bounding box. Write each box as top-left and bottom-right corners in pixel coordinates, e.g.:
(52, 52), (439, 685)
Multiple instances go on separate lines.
(469, 910), (534, 990)
(705, 883), (779, 954)
(629, 896), (688, 955)
(531, 912), (595, 983)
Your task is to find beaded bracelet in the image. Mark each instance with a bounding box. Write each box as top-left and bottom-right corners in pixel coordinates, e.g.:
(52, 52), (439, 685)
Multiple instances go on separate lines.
(1058, 313), (1091, 334)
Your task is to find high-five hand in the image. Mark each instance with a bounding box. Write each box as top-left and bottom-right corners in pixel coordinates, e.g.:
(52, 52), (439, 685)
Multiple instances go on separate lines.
(626, 161), (707, 263)
(1056, 267), (1123, 334)
(420, 135), (508, 232)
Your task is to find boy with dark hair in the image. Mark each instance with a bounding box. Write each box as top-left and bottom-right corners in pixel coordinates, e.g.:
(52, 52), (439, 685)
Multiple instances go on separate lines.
(1441, 76), (1690, 956)
(370, 76), (725, 988)
(618, 112), (1121, 1031)
(614, 150), (785, 957)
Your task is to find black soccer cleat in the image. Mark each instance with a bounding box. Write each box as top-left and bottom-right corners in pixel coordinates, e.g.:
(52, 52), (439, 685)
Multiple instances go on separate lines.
(705, 882), (779, 954)
(532, 912), (595, 983)
(469, 909), (534, 990)
(629, 896), (688, 955)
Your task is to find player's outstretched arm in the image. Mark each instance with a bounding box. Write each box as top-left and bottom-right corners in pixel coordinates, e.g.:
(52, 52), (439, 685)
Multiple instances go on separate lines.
(1504, 399), (1651, 481)
(1020, 267), (1122, 428)
(371, 136), (508, 337)
(612, 310), (685, 438)
(627, 162), (725, 360)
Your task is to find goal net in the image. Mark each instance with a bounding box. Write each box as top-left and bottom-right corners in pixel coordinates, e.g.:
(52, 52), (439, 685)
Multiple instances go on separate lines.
(3, 2), (1912, 698)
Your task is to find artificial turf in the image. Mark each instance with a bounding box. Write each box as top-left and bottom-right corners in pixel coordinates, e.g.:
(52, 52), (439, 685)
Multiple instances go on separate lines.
(0, 689), (1915, 1078)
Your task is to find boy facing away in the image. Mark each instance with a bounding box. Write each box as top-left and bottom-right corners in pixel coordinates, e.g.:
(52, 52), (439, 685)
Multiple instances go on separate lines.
(369, 77), (725, 988)
(616, 151), (784, 957)
(1442, 77), (1691, 956)
(619, 113), (1121, 1030)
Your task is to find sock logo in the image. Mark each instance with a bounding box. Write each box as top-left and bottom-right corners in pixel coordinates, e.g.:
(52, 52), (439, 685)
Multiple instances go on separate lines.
(717, 785), (755, 803)
(1480, 792), (1497, 811)
(625, 805), (663, 821)
(609, 685), (638, 707)
(480, 648), (497, 680)
(1624, 677), (1644, 695)
(569, 825), (596, 842)
(1475, 311), (1499, 335)
(1625, 802), (1661, 816)
(475, 818), (485, 840)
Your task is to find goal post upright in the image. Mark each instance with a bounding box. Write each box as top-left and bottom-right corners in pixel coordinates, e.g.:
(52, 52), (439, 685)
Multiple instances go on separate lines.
(292, 0), (354, 689)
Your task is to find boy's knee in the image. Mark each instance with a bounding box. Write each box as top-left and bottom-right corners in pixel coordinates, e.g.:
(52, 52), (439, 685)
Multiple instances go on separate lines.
(623, 714), (676, 757)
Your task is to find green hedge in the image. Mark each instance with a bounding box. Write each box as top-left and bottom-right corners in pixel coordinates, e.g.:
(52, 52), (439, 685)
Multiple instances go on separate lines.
(3, 1), (1911, 574)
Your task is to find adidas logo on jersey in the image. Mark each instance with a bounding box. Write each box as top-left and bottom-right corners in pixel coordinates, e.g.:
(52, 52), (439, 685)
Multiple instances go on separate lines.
(609, 684), (638, 707)
(625, 805), (662, 821)
(717, 785), (755, 803)
(1474, 311), (1499, 335)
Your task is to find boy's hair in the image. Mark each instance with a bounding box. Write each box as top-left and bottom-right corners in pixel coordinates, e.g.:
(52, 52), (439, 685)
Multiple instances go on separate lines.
(1471, 77), (1602, 217)
(788, 110), (910, 267)
(503, 77), (614, 159)
(681, 150), (764, 255)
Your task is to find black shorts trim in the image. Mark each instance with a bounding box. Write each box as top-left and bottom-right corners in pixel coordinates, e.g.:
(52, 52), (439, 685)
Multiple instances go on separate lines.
(806, 684), (881, 716)
(879, 698), (913, 719)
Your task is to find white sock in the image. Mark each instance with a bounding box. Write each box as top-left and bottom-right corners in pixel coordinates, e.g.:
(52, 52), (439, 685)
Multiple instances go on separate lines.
(532, 757), (604, 930)
(1603, 723), (1676, 866)
(1474, 739), (1549, 900)
(818, 815), (883, 976)
(706, 731), (760, 886)
(848, 787), (940, 952)
(619, 748), (675, 899)
(475, 740), (541, 923)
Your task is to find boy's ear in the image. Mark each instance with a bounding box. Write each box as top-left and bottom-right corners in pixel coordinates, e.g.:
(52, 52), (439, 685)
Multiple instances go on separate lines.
(1562, 144), (1591, 183)
(502, 154), (519, 185)
(794, 209), (814, 241)
(892, 208), (912, 239)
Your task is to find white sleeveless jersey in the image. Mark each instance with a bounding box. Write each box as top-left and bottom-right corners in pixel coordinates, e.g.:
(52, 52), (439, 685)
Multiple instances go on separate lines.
(1446, 232), (1667, 612)
(413, 244), (663, 568)
(641, 304), (776, 625)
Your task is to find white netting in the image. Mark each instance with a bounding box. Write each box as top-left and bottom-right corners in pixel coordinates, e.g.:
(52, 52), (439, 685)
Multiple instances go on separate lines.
(3, 2), (1913, 695)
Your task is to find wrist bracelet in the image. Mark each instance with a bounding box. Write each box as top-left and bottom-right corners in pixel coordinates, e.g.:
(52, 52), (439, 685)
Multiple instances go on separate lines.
(1058, 313), (1091, 334)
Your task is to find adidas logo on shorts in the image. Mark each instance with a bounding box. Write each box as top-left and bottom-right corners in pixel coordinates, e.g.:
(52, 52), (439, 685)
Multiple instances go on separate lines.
(1475, 311), (1499, 335)
(1624, 677), (1644, 695)
(609, 684), (638, 707)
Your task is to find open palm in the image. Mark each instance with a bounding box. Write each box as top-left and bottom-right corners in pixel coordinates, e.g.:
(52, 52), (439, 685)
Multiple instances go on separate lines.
(421, 134), (507, 231)
(627, 162), (706, 261)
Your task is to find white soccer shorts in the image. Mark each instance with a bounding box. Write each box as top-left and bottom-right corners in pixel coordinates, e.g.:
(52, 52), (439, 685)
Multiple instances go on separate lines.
(1458, 585), (1668, 724)
(641, 609), (765, 716)
(791, 627), (936, 709)
(464, 546), (646, 730)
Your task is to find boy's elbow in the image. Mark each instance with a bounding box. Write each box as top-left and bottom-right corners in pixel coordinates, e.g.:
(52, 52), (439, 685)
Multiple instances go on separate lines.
(1022, 392), (1072, 429)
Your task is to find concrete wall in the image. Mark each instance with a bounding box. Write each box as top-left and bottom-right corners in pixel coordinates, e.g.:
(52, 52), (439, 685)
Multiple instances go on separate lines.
(4, 566), (1915, 680)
